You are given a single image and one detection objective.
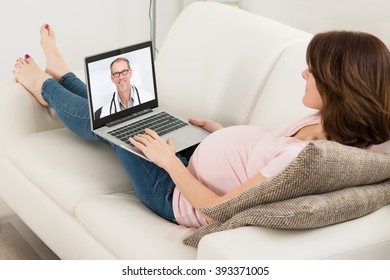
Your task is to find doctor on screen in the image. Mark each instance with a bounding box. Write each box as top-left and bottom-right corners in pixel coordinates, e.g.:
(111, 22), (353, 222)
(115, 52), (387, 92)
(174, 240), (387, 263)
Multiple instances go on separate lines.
(94, 57), (152, 119)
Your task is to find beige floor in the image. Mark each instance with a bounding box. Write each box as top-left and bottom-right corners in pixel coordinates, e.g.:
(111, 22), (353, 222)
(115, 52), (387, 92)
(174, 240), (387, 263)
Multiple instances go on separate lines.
(0, 216), (59, 260)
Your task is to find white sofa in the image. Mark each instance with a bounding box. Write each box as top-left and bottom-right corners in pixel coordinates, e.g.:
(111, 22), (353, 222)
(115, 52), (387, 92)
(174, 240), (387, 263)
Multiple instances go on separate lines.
(0, 2), (389, 259)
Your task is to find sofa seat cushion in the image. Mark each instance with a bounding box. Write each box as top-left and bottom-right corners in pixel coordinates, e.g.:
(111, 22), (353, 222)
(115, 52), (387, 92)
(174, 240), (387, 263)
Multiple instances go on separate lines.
(6, 128), (132, 216)
(75, 191), (196, 259)
(196, 205), (390, 259)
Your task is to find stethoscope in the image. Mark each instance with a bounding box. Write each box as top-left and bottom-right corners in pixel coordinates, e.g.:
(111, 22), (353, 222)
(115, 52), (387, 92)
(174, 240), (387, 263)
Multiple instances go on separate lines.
(109, 85), (140, 114)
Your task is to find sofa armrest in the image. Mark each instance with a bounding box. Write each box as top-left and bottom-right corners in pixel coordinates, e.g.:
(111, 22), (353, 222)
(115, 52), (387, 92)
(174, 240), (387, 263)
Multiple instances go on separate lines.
(196, 205), (390, 260)
(0, 79), (64, 148)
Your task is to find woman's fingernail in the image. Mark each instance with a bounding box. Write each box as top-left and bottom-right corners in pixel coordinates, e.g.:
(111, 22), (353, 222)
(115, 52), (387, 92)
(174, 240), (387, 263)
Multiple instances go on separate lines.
(45, 24), (49, 29)
(24, 54), (30, 59)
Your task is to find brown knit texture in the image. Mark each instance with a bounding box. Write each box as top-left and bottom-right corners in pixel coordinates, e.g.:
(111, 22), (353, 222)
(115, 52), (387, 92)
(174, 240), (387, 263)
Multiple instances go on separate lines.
(184, 140), (390, 248)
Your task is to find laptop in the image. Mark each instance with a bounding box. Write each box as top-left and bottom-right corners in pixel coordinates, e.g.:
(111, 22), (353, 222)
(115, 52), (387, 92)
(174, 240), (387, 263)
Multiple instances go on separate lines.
(84, 41), (209, 160)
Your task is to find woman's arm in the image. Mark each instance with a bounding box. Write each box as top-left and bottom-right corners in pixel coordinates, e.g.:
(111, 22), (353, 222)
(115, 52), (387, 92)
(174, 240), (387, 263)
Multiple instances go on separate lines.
(130, 129), (266, 221)
(164, 159), (265, 209)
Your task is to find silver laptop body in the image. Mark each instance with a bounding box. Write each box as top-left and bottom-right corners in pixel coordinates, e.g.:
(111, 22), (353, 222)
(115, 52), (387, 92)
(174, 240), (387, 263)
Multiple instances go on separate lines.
(84, 41), (209, 160)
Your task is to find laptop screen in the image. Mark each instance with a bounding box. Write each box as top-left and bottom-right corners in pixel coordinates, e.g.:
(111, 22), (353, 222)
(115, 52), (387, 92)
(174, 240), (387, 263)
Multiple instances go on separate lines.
(85, 41), (158, 130)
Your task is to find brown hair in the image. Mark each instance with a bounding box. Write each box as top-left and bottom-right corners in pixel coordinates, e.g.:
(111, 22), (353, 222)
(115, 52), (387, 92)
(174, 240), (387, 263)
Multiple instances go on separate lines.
(306, 31), (390, 148)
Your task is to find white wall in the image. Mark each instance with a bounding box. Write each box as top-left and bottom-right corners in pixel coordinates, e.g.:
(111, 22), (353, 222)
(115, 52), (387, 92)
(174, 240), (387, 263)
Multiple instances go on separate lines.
(0, 0), (185, 81)
(239, 0), (390, 47)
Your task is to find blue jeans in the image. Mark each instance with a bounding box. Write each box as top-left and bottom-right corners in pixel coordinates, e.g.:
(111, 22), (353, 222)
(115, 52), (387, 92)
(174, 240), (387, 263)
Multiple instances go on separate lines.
(41, 72), (191, 223)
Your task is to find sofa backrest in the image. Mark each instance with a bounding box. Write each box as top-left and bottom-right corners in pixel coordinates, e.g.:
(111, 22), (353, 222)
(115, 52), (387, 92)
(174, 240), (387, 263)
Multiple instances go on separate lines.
(248, 41), (316, 128)
(155, 2), (312, 127)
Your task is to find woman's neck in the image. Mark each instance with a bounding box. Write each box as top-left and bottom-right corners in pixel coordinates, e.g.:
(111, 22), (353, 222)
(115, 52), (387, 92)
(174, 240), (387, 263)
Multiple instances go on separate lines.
(293, 124), (327, 141)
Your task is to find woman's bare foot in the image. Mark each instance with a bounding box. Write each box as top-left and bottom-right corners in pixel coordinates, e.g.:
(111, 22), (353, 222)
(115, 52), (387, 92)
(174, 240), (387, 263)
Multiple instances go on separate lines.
(40, 24), (69, 80)
(13, 56), (50, 107)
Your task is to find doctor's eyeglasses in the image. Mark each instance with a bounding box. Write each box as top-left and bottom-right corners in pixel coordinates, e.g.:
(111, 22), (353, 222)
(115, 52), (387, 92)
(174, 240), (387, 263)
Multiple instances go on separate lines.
(112, 69), (130, 78)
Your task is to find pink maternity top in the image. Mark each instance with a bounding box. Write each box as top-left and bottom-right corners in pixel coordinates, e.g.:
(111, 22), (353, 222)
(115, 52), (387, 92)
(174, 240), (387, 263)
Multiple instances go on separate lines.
(172, 114), (321, 228)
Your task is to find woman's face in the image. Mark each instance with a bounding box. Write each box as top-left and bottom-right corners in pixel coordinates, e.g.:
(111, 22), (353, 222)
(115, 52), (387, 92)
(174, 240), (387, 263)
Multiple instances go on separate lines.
(301, 68), (323, 110)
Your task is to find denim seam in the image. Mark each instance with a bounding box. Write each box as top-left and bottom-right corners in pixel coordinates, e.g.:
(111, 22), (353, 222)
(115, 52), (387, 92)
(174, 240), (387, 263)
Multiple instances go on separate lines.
(135, 156), (175, 221)
(137, 156), (174, 200)
(58, 72), (74, 85)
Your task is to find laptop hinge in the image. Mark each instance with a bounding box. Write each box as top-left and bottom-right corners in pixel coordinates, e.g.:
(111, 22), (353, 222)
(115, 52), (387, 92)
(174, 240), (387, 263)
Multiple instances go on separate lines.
(106, 108), (153, 127)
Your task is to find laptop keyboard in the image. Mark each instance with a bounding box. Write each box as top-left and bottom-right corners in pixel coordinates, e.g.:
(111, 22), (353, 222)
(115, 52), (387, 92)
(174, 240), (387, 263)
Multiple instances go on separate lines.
(108, 111), (188, 145)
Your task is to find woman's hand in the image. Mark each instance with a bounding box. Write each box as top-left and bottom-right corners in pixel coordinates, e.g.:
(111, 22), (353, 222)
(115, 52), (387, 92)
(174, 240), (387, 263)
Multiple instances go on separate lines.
(129, 128), (178, 169)
(189, 118), (223, 133)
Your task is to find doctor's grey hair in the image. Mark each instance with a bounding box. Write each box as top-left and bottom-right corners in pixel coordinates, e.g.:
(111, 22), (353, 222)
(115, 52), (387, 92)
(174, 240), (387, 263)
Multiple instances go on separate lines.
(110, 57), (131, 72)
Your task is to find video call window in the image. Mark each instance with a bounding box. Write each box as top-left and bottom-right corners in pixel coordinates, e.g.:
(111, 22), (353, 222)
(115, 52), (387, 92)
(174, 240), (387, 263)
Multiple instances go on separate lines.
(87, 46), (155, 120)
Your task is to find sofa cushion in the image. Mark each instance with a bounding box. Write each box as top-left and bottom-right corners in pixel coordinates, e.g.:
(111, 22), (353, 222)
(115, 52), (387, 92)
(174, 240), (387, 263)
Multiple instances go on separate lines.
(6, 128), (132, 215)
(75, 191), (197, 259)
(183, 140), (390, 247)
(195, 205), (390, 259)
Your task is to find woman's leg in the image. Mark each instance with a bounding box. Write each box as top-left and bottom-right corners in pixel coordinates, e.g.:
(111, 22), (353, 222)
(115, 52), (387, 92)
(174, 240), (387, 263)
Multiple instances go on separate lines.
(13, 56), (96, 140)
(13, 23), (95, 140)
(13, 56), (97, 140)
(112, 145), (189, 222)
(40, 24), (88, 99)
(58, 72), (88, 99)
(14, 56), (196, 223)
(41, 77), (99, 141)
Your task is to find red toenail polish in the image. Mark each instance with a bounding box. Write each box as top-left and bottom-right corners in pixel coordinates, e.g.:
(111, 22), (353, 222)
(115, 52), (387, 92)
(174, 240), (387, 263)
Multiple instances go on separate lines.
(45, 24), (49, 29)
(25, 54), (30, 59)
